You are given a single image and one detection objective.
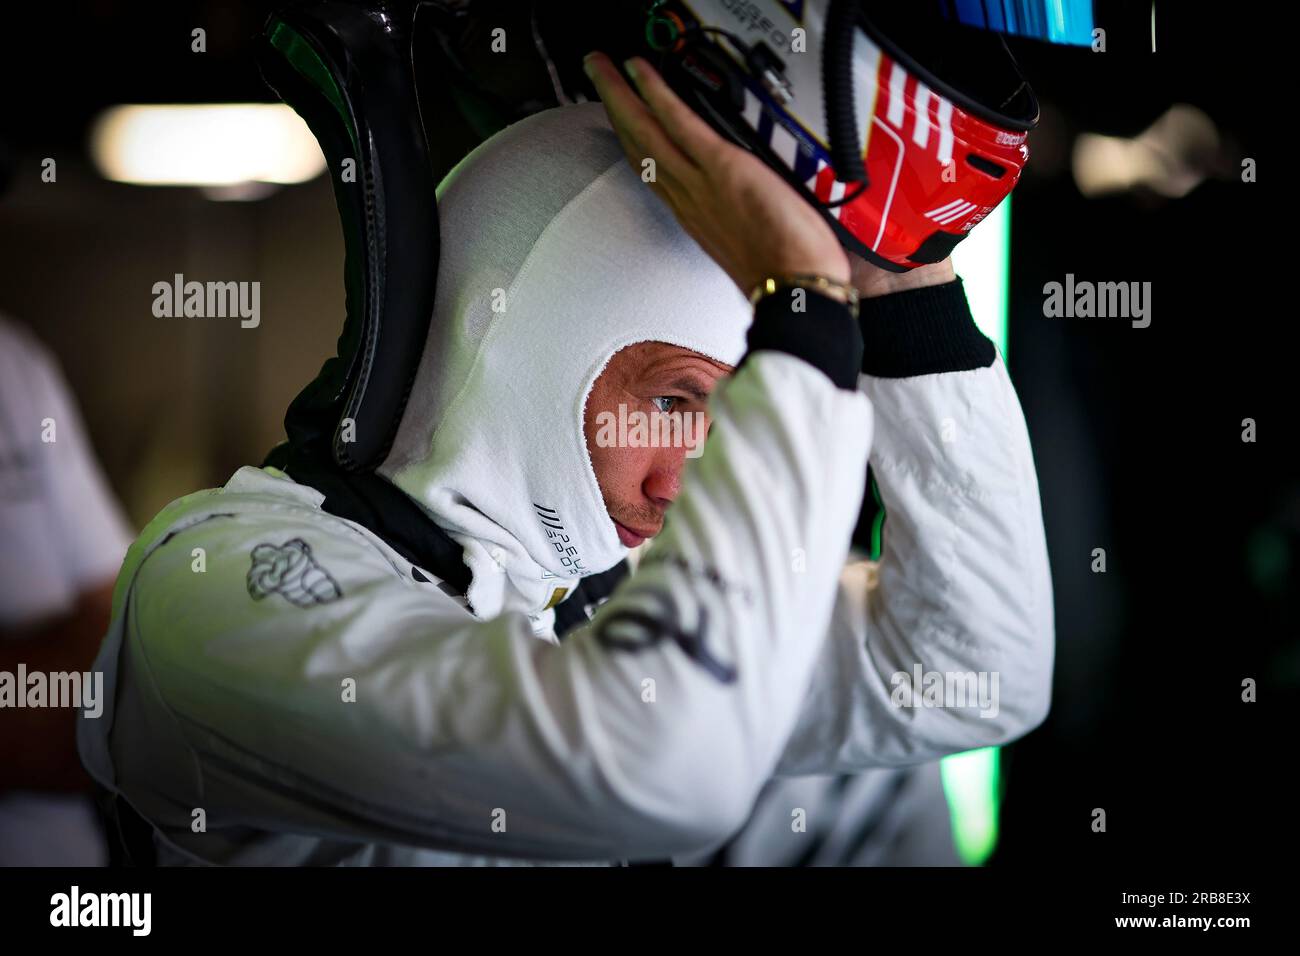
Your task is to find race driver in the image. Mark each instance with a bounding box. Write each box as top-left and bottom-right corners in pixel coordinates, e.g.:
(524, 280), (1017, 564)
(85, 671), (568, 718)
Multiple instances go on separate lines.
(77, 55), (1054, 865)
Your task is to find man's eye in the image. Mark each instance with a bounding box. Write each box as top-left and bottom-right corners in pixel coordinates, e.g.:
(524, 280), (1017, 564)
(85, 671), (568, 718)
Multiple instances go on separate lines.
(651, 396), (678, 414)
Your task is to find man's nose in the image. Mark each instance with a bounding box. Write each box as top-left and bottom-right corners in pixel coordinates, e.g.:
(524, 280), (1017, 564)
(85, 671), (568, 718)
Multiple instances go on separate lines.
(642, 452), (684, 508)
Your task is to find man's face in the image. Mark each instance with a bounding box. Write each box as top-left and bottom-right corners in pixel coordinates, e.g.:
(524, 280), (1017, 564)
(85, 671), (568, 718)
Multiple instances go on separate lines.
(583, 341), (733, 548)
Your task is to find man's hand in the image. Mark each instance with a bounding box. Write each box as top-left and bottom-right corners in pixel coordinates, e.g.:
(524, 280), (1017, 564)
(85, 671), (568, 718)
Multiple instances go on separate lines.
(849, 253), (955, 299)
(584, 50), (955, 303)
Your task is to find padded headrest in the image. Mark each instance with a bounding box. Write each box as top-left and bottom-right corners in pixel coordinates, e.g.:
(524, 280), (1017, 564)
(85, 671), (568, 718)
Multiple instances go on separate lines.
(258, 0), (439, 472)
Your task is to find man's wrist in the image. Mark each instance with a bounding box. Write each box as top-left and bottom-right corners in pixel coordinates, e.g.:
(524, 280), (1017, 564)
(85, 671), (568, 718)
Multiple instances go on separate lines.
(850, 257), (956, 300)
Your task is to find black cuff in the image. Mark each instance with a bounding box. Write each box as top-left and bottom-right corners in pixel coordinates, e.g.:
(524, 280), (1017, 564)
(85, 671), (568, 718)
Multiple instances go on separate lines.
(736, 286), (863, 391)
(858, 277), (995, 378)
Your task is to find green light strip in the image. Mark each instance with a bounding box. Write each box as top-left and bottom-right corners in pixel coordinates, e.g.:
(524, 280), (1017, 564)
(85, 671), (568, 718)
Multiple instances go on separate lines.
(952, 197), (1011, 361)
(940, 198), (1011, 865)
(940, 747), (1002, 865)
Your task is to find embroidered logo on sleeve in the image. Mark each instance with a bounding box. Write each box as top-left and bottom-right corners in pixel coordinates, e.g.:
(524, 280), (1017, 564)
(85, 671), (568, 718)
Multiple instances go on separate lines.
(247, 539), (342, 607)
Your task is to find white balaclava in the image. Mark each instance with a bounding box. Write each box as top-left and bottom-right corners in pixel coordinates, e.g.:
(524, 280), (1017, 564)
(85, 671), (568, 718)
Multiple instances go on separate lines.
(377, 103), (752, 619)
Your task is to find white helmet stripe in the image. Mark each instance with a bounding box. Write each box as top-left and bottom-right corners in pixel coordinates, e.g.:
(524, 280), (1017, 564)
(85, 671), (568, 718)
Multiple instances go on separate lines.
(936, 98), (955, 166)
(924, 198), (967, 217)
(887, 63), (907, 128)
(936, 201), (976, 224)
(912, 81), (932, 149)
(827, 178), (846, 220)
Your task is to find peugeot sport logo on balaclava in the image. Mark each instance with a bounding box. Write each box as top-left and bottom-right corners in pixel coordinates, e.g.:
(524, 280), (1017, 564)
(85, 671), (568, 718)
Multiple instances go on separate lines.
(377, 103), (752, 616)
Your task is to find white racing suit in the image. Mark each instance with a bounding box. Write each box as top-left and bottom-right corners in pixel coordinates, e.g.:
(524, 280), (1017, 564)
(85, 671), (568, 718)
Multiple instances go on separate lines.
(77, 102), (1053, 866)
(78, 334), (1053, 865)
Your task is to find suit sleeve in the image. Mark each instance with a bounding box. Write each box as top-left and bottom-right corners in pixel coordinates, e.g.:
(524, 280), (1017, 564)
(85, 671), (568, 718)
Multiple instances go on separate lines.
(119, 293), (875, 862)
(775, 278), (1055, 774)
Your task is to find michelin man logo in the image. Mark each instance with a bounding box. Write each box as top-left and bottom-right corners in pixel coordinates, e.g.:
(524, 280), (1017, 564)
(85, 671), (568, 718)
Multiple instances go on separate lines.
(247, 539), (342, 607)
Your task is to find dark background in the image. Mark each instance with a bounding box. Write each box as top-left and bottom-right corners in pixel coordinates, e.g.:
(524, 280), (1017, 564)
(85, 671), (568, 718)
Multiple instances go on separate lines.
(0, 0), (1292, 873)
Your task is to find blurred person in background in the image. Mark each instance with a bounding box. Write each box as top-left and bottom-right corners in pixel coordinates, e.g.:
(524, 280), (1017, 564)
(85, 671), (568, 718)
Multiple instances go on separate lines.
(0, 315), (133, 865)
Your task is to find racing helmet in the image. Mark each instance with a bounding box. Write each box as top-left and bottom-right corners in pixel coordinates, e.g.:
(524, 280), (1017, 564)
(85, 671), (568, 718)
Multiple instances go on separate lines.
(630, 1), (1087, 271)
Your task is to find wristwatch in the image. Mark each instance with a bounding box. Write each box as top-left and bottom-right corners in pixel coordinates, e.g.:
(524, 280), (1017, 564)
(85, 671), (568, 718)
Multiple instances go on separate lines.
(747, 272), (860, 320)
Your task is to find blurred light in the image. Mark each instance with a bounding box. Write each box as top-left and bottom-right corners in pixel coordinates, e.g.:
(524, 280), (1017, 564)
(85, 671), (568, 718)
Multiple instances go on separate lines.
(199, 182), (282, 203)
(1072, 104), (1220, 199)
(90, 104), (326, 186)
(944, 200), (1011, 865)
(952, 195), (1011, 360)
(943, 0), (1094, 46)
(941, 747), (1002, 865)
